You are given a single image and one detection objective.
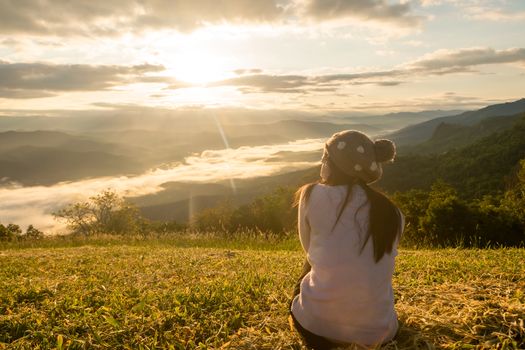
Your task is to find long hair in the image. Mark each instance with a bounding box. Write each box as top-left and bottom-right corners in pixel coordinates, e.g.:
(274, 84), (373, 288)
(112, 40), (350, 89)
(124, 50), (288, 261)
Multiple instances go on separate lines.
(294, 158), (401, 263)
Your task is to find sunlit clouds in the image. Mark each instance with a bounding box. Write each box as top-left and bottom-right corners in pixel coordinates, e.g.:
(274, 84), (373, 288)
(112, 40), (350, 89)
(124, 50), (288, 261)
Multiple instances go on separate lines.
(0, 0), (423, 36)
(0, 138), (323, 232)
(0, 1), (523, 112)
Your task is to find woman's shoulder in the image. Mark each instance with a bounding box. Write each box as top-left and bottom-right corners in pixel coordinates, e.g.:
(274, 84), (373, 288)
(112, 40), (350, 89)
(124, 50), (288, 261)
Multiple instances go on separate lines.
(305, 183), (340, 198)
(299, 183), (329, 207)
(301, 183), (356, 206)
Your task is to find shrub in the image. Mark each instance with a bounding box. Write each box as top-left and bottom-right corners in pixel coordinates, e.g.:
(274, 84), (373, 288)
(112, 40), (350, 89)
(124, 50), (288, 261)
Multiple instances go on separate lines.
(54, 190), (142, 235)
(394, 179), (525, 248)
(392, 189), (429, 247)
(243, 187), (296, 234)
(190, 200), (237, 233)
(419, 191), (476, 247)
(190, 187), (296, 236)
(0, 224), (22, 242)
(499, 159), (525, 223)
(23, 225), (44, 240)
(0, 224), (44, 241)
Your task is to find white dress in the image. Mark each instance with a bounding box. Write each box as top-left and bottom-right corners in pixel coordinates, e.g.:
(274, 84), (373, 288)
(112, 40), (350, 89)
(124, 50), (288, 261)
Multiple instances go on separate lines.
(291, 183), (402, 346)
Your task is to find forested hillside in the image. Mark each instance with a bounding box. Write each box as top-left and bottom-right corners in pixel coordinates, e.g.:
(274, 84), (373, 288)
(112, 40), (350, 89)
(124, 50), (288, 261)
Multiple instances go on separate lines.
(386, 98), (525, 146)
(380, 114), (525, 197)
(400, 112), (524, 155)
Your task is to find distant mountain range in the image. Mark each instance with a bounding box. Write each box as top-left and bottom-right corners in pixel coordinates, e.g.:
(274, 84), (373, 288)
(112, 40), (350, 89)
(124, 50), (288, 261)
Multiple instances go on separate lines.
(385, 98), (525, 147)
(403, 112), (524, 155)
(0, 108), (455, 185)
(331, 109), (465, 132)
(379, 112), (525, 197)
(0, 131), (145, 185)
(2, 99), (525, 223)
(0, 108), (462, 133)
(134, 98), (525, 222)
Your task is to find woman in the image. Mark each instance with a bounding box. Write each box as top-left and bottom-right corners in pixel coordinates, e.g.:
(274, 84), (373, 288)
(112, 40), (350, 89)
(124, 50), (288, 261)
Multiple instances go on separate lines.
(290, 130), (404, 349)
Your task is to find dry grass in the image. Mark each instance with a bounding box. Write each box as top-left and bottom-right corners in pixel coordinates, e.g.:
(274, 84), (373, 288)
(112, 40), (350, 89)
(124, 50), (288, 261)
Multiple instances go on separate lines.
(0, 240), (523, 349)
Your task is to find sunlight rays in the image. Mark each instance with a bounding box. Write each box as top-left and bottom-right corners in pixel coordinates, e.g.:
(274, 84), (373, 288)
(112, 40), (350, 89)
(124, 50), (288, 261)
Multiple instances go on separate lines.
(212, 112), (237, 194)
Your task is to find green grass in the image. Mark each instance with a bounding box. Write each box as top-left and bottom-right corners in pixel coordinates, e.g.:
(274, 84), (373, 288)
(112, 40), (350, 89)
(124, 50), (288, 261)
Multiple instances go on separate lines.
(0, 237), (524, 349)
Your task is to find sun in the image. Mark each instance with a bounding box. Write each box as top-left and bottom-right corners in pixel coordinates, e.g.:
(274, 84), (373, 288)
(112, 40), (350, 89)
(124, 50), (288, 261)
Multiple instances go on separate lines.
(169, 50), (234, 85)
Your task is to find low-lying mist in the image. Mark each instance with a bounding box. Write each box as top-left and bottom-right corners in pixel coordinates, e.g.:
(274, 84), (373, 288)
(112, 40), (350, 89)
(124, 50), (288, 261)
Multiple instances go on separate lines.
(0, 138), (323, 233)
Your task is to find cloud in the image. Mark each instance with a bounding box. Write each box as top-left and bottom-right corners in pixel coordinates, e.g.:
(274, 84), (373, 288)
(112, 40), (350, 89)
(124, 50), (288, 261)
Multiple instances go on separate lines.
(0, 61), (169, 99)
(214, 74), (313, 93)
(418, 1), (525, 22)
(303, 0), (422, 27)
(233, 68), (264, 75)
(348, 93), (509, 111)
(406, 47), (525, 73)
(0, 0), (422, 38)
(213, 47), (525, 94)
(0, 138), (322, 232)
(0, 88), (55, 99)
(465, 7), (525, 22)
(213, 70), (405, 93)
(0, 0), (287, 36)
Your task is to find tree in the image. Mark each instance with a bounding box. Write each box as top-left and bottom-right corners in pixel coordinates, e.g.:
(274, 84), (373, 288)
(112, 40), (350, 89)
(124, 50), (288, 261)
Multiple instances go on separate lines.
(500, 159), (525, 222)
(189, 187), (297, 235)
(0, 224), (22, 242)
(24, 225), (44, 240)
(392, 188), (429, 247)
(54, 190), (142, 235)
(246, 187), (296, 233)
(419, 185), (474, 247)
(190, 200), (236, 233)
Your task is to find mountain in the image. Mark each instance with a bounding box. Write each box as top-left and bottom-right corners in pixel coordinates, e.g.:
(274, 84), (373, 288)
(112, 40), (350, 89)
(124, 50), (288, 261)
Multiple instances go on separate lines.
(175, 111), (525, 210)
(219, 120), (381, 142)
(0, 108), (459, 133)
(385, 98), (525, 147)
(0, 146), (143, 186)
(0, 130), (118, 153)
(402, 112), (525, 155)
(332, 109), (465, 132)
(0, 118), (374, 186)
(378, 114), (525, 198)
(0, 131), (145, 185)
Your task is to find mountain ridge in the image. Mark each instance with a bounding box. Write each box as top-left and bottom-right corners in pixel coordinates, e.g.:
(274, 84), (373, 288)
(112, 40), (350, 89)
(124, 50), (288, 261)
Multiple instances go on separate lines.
(385, 98), (525, 146)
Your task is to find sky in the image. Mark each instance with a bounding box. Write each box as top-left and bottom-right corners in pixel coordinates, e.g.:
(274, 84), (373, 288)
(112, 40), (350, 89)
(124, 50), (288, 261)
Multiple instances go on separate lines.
(1, 0), (524, 115)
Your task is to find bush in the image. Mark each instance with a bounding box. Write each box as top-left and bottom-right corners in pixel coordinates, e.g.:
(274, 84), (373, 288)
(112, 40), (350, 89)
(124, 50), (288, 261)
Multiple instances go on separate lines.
(419, 192), (475, 247)
(54, 190), (143, 235)
(0, 224), (22, 242)
(22, 225), (44, 240)
(499, 159), (525, 222)
(394, 179), (525, 248)
(190, 187), (297, 236)
(0, 224), (45, 241)
(392, 188), (429, 246)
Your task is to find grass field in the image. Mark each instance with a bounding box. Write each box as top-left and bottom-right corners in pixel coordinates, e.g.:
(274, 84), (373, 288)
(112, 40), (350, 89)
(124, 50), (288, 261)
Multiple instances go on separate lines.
(0, 236), (524, 349)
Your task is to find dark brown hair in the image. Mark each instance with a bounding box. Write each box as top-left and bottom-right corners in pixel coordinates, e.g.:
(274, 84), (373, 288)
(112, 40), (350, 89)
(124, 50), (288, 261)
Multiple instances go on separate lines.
(294, 158), (401, 263)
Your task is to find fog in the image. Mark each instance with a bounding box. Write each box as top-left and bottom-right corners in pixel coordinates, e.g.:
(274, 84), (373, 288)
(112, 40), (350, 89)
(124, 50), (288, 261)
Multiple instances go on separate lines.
(0, 138), (323, 233)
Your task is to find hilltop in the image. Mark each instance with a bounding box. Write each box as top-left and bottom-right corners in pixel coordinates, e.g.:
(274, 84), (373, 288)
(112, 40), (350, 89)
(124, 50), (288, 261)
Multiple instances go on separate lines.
(0, 238), (523, 349)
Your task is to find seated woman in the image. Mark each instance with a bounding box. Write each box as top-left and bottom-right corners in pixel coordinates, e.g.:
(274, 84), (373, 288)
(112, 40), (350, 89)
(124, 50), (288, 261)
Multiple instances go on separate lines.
(290, 130), (404, 349)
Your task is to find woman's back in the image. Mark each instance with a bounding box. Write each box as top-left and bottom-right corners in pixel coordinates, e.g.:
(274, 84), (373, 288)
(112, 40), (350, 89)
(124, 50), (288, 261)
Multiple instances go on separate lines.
(291, 183), (399, 345)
